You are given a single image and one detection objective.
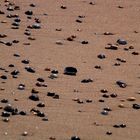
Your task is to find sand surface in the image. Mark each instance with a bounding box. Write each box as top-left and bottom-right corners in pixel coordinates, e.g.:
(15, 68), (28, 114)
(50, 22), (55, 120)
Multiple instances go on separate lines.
(0, 0), (140, 140)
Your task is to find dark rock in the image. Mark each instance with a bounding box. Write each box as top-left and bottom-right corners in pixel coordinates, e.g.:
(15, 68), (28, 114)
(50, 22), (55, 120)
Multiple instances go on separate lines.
(103, 107), (112, 111)
(25, 10), (33, 15)
(120, 124), (126, 128)
(21, 59), (30, 64)
(14, 18), (21, 22)
(116, 80), (127, 88)
(61, 5), (67, 9)
(94, 65), (101, 69)
(113, 124), (120, 128)
(4, 104), (15, 112)
(5, 42), (12, 46)
(47, 92), (55, 97)
(25, 66), (35, 73)
(11, 70), (19, 75)
(13, 53), (20, 57)
(1, 75), (7, 80)
(76, 19), (82, 23)
(37, 102), (45, 107)
(30, 3), (36, 7)
(19, 111), (27, 115)
(100, 89), (108, 93)
(8, 64), (15, 67)
(110, 93), (118, 98)
(1, 99), (8, 103)
(102, 94), (109, 98)
(7, 6), (14, 11)
(51, 70), (59, 74)
(105, 45), (118, 50)
(53, 94), (59, 99)
(1, 111), (10, 117)
(13, 40), (19, 43)
(71, 136), (80, 140)
(12, 22), (20, 26)
(132, 104), (140, 109)
(117, 39), (127, 45)
(132, 51), (139, 55)
(99, 99), (105, 102)
(101, 110), (109, 115)
(37, 78), (45, 82)
(29, 94), (39, 101)
(81, 78), (93, 83)
(81, 40), (88, 44)
(97, 53), (106, 59)
(42, 117), (48, 121)
(106, 131), (112, 135)
(32, 23), (41, 29)
(64, 67), (77, 76)
(37, 112), (45, 117)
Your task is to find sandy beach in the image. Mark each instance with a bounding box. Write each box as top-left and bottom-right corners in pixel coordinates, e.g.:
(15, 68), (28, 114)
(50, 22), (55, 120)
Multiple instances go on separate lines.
(0, 0), (140, 140)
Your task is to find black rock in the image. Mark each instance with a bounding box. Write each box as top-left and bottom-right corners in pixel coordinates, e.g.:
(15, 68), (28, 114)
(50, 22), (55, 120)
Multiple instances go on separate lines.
(14, 18), (21, 22)
(81, 78), (93, 83)
(25, 66), (35, 73)
(29, 94), (39, 101)
(51, 70), (59, 74)
(5, 42), (12, 46)
(113, 124), (120, 128)
(37, 78), (45, 82)
(19, 111), (27, 115)
(76, 19), (82, 23)
(99, 99), (105, 102)
(53, 94), (59, 99)
(13, 53), (20, 57)
(13, 40), (19, 43)
(100, 89), (108, 93)
(110, 93), (118, 98)
(81, 40), (88, 44)
(47, 92), (55, 97)
(18, 84), (25, 90)
(25, 10), (33, 15)
(120, 124), (126, 128)
(30, 3), (36, 7)
(103, 107), (112, 111)
(64, 67), (77, 75)
(102, 94), (109, 98)
(37, 112), (45, 117)
(71, 136), (80, 140)
(1, 75), (7, 80)
(12, 22), (20, 26)
(21, 59), (30, 64)
(32, 23), (41, 29)
(7, 6), (14, 11)
(4, 104), (14, 112)
(42, 117), (48, 121)
(1, 99), (8, 103)
(132, 104), (140, 109)
(2, 111), (10, 117)
(106, 131), (112, 135)
(116, 80), (127, 88)
(11, 70), (19, 75)
(37, 102), (45, 107)
(98, 53), (106, 59)
(117, 39), (127, 45)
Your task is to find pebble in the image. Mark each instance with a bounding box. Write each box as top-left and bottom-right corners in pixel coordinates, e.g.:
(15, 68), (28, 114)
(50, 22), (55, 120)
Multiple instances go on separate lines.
(25, 66), (35, 73)
(29, 94), (39, 101)
(118, 103), (125, 108)
(21, 59), (30, 64)
(25, 10), (33, 15)
(81, 78), (93, 83)
(1, 111), (11, 117)
(81, 40), (88, 44)
(110, 93), (118, 98)
(1, 75), (7, 80)
(105, 44), (118, 50)
(32, 23), (41, 29)
(11, 70), (19, 76)
(97, 53), (106, 59)
(49, 73), (58, 79)
(117, 39), (127, 45)
(71, 136), (81, 140)
(3, 118), (9, 122)
(56, 40), (63, 45)
(42, 117), (48, 121)
(1, 99), (9, 103)
(37, 102), (45, 107)
(101, 110), (109, 115)
(37, 78), (45, 82)
(116, 80), (127, 88)
(22, 131), (28, 136)
(64, 67), (77, 75)
(106, 131), (112, 135)
(132, 104), (140, 109)
(18, 84), (25, 90)
(61, 5), (67, 9)
(127, 97), (136, 101)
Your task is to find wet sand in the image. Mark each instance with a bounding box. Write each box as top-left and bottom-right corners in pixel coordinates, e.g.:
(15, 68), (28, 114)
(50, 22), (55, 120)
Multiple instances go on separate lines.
(0, 0), (140, 140)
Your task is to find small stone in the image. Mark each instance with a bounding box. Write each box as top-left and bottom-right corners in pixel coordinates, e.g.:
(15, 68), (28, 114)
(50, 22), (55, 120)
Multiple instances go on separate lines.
(103, 107), (112, 111)
(2, 111), (10, 117)
(120, 124), (126, 128)
(8, 64), (14, 67)
(113, 124), (120, 128)
(29, 94), (39, 101)
(53, 94), (59, 99)
(31, 88), (39, 93)
(110, 93), (118, 98)
(94, 65), (101, 69)
(101, 110), (109, 115)
(13, 53), (20, 57)
(25, 10), (33, 15)
(42, 117), (48, 121)
(76, 19), (82, 23)
(1, 99), (8, 103)
(102, 94), (109, 98)
(18, 84), (25, 90)
(37, 78), (45, 82)
(19, 111), (27, 116)
(97, 53), (106, 59)
(105, 45), (118, 50)
(99, 99), (105, 102)
(106, 131), (112, 135)
(104, 32), (114, 35)
(81, 40), (88, 44)
(22, 131), (28, 136)
(1, 75), (7, 80)
(61, 5), (67, 9)
(116, 80), (127, 88)
(13, 40), (19, 43)
(37, 112), (45, 117)
(132, 51), (139, 55)
(37, 102), (45, 107)
(86, 99), (92, 103)
(47, 92), (55, 97)
(3, 118), (9, 122)
(12, 22), (20, 26)
(11, 70), (19, 76)
(81, 78), (93, 83)
(118, 103), (125, 108)
(117, 39), (127, 45)
(5, 42), (12, 46)
(32, 23), (41, 29)
(100, 89), (108, 93)
(51, 70), (59, 74)
(21, 59), (30, 64)
(30, 3), (36, 7)
(56, 40), (63, 45)
(49, 73), (58, 79)
(25, 66), (35, 73)
(133, 104), (140, 109)
(127, 97), (136, 101)
(71, 136), (81, 140)
(64, 67), (77, 76)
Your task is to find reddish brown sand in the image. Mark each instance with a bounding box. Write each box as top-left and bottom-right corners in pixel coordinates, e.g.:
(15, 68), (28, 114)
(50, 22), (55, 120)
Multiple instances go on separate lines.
(0, 0), (140, 140)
